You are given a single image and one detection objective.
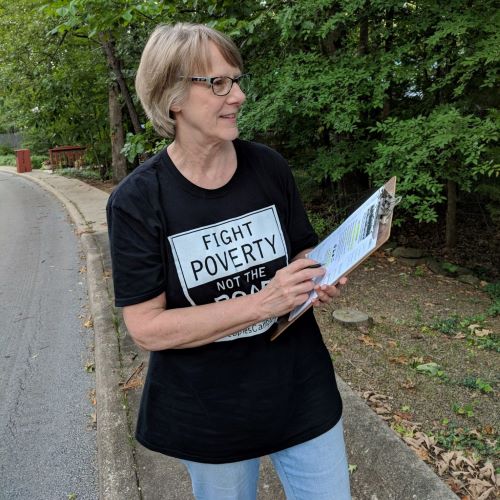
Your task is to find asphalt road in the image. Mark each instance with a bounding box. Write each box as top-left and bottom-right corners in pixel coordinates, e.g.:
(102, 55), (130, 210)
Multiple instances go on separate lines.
(0, 172), (97, 499)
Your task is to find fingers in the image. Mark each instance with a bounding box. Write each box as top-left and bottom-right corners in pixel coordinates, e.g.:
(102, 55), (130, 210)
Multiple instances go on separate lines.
(312, 276), (348, 307)
(260, 260), (347, 317)
(258, 260), (326, 317)
(274, 259), (325, 286)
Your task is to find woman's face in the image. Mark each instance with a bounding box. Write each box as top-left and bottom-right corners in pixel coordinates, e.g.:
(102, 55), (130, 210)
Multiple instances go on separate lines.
(172, 42), (246, 146)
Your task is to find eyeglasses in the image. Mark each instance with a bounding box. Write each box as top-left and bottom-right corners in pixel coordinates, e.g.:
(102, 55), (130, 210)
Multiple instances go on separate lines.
(185, 74), (250, 96)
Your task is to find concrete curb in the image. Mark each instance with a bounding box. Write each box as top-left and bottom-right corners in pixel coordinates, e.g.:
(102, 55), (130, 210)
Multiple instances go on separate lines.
(338, 378), (458, 500)
(84, 234), (140, 499)
(1, 167), (459, 500)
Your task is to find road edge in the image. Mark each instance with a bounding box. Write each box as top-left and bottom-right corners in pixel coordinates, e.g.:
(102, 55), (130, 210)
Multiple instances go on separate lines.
(1, 168), (140, 500)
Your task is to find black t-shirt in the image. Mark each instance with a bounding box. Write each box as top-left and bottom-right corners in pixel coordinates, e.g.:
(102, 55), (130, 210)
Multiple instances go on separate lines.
(107, 139), (342, 463)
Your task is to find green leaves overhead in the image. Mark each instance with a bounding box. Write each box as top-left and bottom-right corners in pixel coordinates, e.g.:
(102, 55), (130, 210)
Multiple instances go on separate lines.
(369, 107), (499, 222)
(42, 0), (171, 37)
(0, 0), (498, 231)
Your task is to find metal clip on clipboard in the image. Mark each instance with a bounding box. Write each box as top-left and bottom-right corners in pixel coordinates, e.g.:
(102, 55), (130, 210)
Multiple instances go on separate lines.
(378, 188), (402, 225)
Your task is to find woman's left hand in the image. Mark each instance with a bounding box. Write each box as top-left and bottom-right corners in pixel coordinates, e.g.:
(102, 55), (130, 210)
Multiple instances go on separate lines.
(311, 276), (348, 306)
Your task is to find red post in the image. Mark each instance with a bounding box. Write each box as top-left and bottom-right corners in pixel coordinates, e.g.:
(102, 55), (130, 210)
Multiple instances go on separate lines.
(15, 149), (32, 173)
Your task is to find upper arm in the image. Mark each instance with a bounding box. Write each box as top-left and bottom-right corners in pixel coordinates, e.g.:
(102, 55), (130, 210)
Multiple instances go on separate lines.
(107, 182), (166, 308)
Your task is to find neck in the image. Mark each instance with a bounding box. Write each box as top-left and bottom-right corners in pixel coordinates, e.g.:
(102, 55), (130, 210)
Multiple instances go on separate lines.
(167, 138), (237, 189)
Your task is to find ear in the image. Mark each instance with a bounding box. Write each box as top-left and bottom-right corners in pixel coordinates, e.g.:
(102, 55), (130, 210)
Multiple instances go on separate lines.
(170, 103), (181, 113)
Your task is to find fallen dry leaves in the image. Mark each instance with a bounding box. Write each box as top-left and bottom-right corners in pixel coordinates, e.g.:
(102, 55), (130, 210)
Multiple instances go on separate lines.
(362, 391), (393, 421)
(120, 362), (145, 391)
(389, 355), (410, 365)
(83, 317), (93, 329)
(358, 334), (382, 349)
(468, 324), (493, 338)
(360, 390), (499, 499)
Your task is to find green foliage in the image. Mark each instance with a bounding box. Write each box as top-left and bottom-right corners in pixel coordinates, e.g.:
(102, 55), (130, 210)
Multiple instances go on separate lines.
(412, 266), (426, 277)
(434, 422), (498, 461)
(430, 313), (500, 352)
(473, 335), (500, 353)
(59, 167), (103, 181)
(31, 155), (49, 169)
(484, 281), (500, 302)
(460, 376), (494, 394)
(0, 0), (110, 159)
(369, 107), (499, 223)
(0, 0), (498, 241)
(307, 211), (331, 240)
(414, 362), (446, 378)
(0, 154), (15, 166)
(122, 122), (169, 163)
(0, 144), (13, 155)
(452, 402), (475, 418)
(484, 282), (500, 316)
(431, 316), (462, 335)
(236, 0), (500, 235)
(441, 262), (459, 274)
(476, 178), (500, 225)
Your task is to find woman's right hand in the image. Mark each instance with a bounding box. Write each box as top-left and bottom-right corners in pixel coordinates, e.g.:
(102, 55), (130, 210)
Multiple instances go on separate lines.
(257, 259), (326, 318)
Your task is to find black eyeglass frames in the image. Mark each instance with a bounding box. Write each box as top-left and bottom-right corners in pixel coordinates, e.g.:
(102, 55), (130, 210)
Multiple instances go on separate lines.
(184, 74), (251, 96)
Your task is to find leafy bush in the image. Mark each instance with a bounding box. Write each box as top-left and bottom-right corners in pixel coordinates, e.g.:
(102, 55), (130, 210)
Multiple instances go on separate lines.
(476, 181), (500, 225)
(122, 121), (169, 163)
(307, 210), (332, 240)
(0, 144), (13, 155)
(0, 153), (48, 169)
(0, 154), (16, 166)
(369, 107), (499, 224)
(31, 155), (48, 169)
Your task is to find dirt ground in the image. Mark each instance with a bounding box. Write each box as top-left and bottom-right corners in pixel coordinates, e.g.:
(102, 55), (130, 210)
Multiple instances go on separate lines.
(314, 251), (499, 499)
(85, 176), (498, 499)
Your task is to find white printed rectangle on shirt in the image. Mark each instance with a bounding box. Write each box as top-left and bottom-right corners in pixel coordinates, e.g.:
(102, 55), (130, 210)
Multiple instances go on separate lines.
(168, 206), (288, 311)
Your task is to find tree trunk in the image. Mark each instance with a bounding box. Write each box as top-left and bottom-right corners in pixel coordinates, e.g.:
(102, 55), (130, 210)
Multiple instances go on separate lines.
(381, 8), (394, 119)
(358, 17), (369, 55)
(99, 32), (142, 135)
(109, 82), (127, 184)
(446, 179), (457, 248)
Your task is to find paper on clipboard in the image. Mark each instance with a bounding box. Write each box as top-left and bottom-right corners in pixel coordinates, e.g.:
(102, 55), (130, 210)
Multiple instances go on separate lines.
(289, 187), (383, 321)
(271, 177), (399, 340)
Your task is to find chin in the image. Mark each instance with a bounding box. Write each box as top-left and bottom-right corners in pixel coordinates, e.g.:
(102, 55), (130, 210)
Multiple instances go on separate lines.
(230, 126), (241, 140)
(217, 128), (240, 142)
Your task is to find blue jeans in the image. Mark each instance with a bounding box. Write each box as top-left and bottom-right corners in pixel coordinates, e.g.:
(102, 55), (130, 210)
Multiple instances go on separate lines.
(181, 418), (351, 500)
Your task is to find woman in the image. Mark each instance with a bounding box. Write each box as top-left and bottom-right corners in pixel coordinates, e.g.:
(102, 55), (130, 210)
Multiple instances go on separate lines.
(107, 23), (351, 500)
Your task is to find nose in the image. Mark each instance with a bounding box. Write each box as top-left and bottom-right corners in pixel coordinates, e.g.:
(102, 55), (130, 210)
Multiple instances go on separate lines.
(227, 81), (246, 104)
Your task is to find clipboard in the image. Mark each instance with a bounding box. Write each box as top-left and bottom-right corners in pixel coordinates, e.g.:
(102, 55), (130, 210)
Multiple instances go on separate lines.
(271, 176), (400, 341)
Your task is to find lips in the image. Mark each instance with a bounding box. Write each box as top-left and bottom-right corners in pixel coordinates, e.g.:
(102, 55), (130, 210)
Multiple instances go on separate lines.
(221, 113), (237, 119)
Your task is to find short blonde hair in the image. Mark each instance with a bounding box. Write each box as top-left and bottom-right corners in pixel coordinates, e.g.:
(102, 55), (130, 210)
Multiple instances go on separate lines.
(135, 23), (243, 139)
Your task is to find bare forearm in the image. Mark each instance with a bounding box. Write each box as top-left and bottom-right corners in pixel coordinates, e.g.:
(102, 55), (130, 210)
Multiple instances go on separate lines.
(124, 258), (326, 351)
(126, 293), (265, 351)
